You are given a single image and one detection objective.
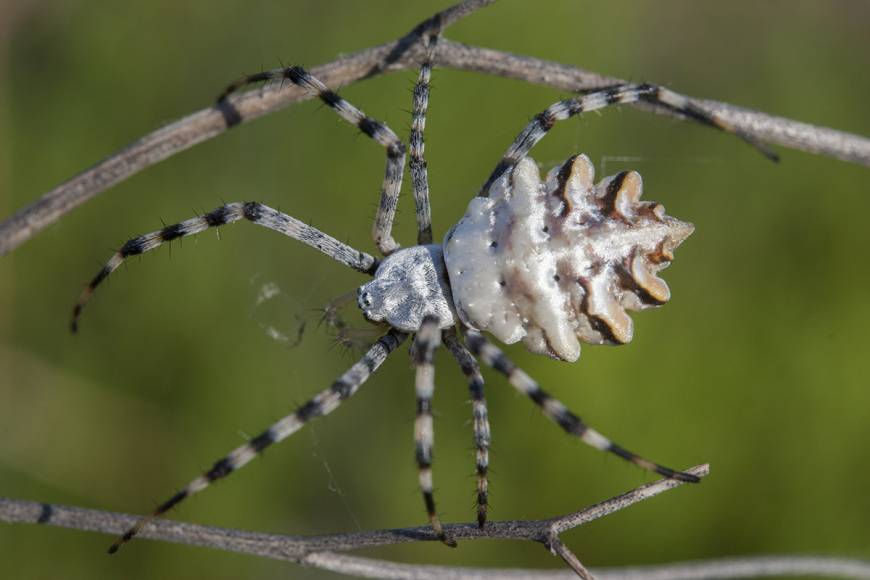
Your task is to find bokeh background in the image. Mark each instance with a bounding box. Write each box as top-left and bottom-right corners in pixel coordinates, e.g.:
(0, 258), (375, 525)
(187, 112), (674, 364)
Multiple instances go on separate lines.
(2, 1), (869, 578)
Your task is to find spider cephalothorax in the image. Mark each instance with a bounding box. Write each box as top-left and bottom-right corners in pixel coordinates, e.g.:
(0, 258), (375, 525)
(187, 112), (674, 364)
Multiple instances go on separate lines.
(358, 244), (456, 331)
(70, 39), (773, 553)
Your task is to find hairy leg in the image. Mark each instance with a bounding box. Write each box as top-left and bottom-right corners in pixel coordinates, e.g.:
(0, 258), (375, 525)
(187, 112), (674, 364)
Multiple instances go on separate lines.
(463, 328), (699, 483)
(443, 328), (491, 528)
(409, 39), (437, 244)
(218, 66), (406, 255)
(479, 83), (778, 197)
(108, 330), (407, 554)
(71, 202), (378, 332)
(411, 315), (455, 546)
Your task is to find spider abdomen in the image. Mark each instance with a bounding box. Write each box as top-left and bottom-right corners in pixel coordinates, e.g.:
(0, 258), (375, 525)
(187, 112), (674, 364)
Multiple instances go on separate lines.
(443, 155), (694, 362)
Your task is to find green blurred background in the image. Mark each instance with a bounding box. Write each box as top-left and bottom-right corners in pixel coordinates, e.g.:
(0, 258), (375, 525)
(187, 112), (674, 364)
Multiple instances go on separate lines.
(2, 1), (869, 578)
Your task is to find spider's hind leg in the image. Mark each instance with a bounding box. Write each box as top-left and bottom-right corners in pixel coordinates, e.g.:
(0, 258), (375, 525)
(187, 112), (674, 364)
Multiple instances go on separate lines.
(462, 328), (699, 483)
(638, 84), (779, 162)
(478, 82), (778, 197)
(217, 66), (406, 256)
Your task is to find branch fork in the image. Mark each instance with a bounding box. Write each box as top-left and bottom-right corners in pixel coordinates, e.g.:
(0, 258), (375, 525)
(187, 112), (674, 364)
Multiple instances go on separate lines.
(3, 1), (870, 577)
(6, 464), (869, 579)
(2, 465), (710, 579)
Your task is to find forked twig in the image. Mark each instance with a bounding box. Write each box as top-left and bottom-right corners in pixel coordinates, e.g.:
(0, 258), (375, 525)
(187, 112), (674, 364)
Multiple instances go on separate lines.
(4, 1), (869, 577)
(4, 464), (869, 579)
(4, 466), (707, 578)
(1, 0), (868, 256)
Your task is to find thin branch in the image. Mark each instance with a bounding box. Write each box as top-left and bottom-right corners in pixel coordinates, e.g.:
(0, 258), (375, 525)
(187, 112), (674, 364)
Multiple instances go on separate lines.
(2, 2), (868, 256)
(4, 465), (870, 579)
(547, 536), (595, 580)
(436, 41), (870, 166)
(546, 462), (705, 536)
(295, 553), (870, 580)
(406, 0), (498, 39)
(2, 466), (708, 578)
(595, 557), (870, 580)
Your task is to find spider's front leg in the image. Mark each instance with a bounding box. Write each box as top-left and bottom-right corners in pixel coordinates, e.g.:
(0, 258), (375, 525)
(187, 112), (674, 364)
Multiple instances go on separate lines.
(71, 202), (377, 332)
(217, 66), (406, 256)
(411, 314), (456, 547)
(409, 36), (438, 245)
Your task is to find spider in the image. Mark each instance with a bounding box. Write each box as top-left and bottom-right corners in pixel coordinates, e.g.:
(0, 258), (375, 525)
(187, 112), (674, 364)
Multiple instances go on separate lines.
(69, 37), (775, 553)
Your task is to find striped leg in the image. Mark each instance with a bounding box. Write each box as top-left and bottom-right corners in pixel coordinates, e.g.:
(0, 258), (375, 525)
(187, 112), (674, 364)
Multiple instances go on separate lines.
(412, 315), (455, 546)
(218, 66), (406, 255)
(71, 202), (377, 333)
(478, 83), (778, 197)
(409, 40), (436, 245)
(107, 330), (407, 554)
(463, 328), (699, 483)
(443, 329), (491, 529)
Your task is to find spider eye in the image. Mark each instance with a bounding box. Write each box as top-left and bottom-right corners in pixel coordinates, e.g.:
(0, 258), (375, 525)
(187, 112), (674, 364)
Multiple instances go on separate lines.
(358, 290), (373, 309)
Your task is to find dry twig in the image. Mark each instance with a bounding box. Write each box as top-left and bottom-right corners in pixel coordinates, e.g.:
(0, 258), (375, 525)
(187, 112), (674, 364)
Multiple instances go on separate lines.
(4, 1), (869, 577)
(4, 466), (706, 579)
(1, 0), (868, 256)
(4, 465), (869, 579)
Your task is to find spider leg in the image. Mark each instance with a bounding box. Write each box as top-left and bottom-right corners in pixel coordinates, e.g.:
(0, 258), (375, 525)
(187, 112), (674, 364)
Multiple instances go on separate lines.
(409, 37), (437, 245)
(412, 315), (456, 547)
(462, 328), (699, 483)
(478, 83), (778, 197)
(71, 202), (377, 332)
(217, 66), (406, 256)
(107, 329), (407, 554)
(443, 329), (491, 529)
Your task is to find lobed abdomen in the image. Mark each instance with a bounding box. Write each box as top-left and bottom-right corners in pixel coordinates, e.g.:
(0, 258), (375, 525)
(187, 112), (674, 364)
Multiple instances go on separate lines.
(443, 155), (693, 362)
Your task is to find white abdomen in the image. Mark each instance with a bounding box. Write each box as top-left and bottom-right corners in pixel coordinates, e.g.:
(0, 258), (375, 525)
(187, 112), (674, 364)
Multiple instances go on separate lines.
(443, 155), (693, 362)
